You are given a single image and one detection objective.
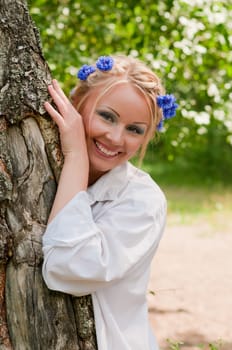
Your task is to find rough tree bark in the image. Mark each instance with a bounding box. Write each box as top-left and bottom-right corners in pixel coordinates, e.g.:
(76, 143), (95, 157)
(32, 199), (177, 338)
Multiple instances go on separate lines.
(0, 1), (97, 349)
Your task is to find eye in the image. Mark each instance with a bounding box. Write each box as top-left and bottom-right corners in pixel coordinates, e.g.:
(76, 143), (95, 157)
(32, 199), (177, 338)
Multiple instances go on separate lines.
(127, 125), (145, 135)
(97, 110), (116, 123)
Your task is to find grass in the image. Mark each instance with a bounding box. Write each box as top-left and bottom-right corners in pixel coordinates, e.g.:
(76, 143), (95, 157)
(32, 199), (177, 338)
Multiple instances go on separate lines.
(166, 338), (224, 350)
(138, 156), (232, 228)
(162, 185), (232, 228)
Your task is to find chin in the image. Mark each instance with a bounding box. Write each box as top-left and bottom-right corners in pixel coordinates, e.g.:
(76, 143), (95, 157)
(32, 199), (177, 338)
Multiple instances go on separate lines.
(89, 157), (124, 175)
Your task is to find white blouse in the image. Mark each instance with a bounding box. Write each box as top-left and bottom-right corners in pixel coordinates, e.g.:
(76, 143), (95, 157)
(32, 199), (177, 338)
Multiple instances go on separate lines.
(42, 161), (167, 350)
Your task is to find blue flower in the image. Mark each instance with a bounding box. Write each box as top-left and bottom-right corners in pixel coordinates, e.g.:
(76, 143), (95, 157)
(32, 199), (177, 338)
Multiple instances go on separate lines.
(156, 94), (178, 130)
(163, 105), (178, 119)
(157, 94), (178, 118)
(77, 65), (96, 80)
(157, 120), (164, 131)
(96, 56), (114, 71)
(157, 94), (176, 109)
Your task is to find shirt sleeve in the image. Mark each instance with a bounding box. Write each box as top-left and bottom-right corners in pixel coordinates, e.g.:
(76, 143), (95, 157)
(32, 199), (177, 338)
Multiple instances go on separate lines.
(42, 184), (167, 296)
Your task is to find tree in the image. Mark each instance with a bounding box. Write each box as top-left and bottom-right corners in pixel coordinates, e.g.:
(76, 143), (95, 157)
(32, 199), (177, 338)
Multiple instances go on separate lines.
(0, 1), (97, 349)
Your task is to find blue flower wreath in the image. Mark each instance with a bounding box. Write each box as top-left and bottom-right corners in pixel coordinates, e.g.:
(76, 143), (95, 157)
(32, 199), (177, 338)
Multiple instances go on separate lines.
(77, 65), (96, 81)
(77, 56), (114, 81)
(96, 56), (114, 71)
(157, 94), (178, 130)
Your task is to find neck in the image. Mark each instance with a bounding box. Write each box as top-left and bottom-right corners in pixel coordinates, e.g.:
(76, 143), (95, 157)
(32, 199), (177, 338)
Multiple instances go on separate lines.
(88, 169), (107, 186)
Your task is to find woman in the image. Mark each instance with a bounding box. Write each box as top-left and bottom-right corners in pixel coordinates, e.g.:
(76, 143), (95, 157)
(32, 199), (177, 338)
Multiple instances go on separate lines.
(42, 55), (178, 349)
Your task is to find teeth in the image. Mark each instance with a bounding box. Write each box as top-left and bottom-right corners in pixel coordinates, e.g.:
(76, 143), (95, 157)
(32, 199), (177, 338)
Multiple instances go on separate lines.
(95, 141), (118, 156)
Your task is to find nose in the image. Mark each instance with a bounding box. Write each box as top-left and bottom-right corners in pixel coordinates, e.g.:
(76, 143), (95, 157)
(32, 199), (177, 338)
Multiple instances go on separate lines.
(106, 125), (124, 146)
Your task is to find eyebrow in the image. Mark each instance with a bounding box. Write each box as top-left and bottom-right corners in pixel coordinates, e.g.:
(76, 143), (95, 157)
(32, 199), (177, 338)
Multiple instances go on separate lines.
(101, 106), (148, 126)
(101, 106), (120, 117)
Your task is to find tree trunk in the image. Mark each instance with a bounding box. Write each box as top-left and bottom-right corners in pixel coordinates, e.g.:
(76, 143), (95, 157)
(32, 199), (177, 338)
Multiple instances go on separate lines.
(0, 1), (97, 349)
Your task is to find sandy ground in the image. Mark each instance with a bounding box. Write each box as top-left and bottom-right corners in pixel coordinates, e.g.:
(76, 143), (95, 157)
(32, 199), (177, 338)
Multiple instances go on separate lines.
(148, 217), (232, 350)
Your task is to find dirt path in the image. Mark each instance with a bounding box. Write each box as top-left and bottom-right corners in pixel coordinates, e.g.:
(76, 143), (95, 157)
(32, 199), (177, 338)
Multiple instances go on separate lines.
(148, 218), (232, 350)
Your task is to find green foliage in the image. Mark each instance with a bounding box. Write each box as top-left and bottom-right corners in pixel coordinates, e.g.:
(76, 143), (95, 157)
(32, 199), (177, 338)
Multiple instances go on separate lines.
(166, 338), (223, 350)
(28, 0), (232, 184)
(167, 339), (184, 350)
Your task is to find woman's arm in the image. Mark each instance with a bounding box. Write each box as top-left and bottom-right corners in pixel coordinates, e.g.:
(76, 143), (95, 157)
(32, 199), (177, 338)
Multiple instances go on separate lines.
(44, 80), (89, 223)
(42, 181), (167, 296)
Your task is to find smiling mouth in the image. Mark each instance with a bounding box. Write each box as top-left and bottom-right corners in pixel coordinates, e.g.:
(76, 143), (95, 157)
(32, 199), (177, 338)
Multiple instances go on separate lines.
(94, 140), (120, 157)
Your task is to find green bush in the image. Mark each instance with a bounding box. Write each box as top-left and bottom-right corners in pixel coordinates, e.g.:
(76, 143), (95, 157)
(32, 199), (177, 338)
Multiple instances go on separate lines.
(29, 0), (232, 185)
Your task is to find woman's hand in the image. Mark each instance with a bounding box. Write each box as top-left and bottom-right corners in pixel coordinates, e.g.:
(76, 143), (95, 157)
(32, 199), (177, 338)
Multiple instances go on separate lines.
(44, 79), (86, 158)
(44, 80), (89, 222)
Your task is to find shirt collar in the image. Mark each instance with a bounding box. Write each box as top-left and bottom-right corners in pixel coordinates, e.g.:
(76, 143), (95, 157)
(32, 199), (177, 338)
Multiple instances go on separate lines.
(87, 162), (132, 204)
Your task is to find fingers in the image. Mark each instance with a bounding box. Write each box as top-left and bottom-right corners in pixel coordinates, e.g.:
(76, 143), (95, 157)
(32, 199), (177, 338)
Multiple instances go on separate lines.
(44, 101), (65, 128)
(47, 80), (72, 119)
(45, 79), (81, 129)
(52, 79), (69, 101)
(47, 84), (66, 111)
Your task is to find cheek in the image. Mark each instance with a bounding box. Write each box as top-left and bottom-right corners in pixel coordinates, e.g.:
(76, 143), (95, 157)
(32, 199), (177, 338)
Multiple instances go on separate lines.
(83, 115), (102, 138)
(127, 138), (144, 154)
(80, 101), (96, 137)
(82, 116), (91, 136)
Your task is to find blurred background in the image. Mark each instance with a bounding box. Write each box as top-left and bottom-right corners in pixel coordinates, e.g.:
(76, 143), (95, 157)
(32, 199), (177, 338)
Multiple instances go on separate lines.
(29, 0), (232, 349)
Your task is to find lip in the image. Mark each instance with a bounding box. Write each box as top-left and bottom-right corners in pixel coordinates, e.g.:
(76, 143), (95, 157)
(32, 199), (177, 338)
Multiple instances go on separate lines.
(93, 140), (122, 158)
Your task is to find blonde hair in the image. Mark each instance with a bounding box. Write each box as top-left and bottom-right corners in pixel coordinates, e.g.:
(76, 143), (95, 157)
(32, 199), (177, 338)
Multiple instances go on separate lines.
(71, 55), (165, 163)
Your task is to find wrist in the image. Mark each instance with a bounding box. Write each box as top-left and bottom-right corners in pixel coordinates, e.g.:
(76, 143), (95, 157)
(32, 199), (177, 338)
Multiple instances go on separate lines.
(63, 152), (81, 160)
(63, 149), (88, 161)
(63, 151), (89, 176)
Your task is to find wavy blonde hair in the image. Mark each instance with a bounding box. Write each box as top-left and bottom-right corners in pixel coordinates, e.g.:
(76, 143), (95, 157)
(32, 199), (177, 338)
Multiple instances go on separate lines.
(71, 55), (165, 163)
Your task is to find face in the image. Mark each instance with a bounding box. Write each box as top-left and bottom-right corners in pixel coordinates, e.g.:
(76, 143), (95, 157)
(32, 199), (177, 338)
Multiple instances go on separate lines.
(81, 83), (151, 184)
